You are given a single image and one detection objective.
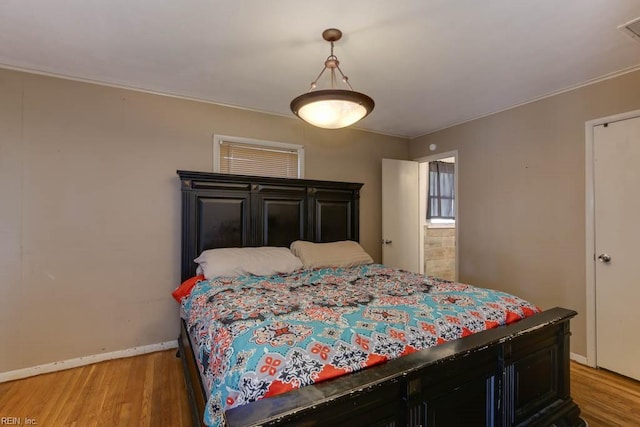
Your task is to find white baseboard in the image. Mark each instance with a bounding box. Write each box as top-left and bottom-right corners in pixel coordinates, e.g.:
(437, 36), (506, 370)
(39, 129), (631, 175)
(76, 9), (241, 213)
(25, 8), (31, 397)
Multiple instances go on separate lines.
(0, 340), (178, 383)
(570, 352), (588, 365)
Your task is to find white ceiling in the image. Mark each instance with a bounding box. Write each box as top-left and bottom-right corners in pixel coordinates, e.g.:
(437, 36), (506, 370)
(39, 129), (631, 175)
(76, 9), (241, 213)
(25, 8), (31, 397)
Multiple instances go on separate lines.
(1, 1), (639, 138)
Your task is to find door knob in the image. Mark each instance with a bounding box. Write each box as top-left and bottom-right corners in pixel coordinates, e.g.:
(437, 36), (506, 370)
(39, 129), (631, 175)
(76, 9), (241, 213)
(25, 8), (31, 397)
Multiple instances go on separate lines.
(597, 254), (611, 263)
(381, 239), (392, 245)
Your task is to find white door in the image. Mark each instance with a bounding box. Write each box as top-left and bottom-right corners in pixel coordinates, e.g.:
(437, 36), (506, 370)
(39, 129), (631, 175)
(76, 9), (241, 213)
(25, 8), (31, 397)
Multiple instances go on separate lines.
(381, 159), (420, 272)
(594, 116), (640, 381)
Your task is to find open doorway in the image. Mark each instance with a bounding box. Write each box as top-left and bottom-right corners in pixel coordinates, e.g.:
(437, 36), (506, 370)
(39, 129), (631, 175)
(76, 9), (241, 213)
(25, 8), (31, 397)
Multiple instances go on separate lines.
(417, 151), (458, 281)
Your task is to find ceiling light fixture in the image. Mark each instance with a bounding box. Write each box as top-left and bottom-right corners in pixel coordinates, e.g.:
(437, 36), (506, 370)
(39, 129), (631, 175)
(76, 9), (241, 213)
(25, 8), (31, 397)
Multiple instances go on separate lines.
(290, 28), (374, 129)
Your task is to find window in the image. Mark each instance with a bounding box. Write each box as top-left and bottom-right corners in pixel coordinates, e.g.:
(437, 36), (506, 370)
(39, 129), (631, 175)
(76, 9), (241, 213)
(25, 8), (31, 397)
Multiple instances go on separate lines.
(427, 160), (455, 224)
(213, 135), (304, 179)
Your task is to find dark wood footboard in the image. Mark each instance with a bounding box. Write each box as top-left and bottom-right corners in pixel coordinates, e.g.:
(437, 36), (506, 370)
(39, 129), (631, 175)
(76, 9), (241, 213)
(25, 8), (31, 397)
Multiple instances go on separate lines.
(179, 307), (583, 427)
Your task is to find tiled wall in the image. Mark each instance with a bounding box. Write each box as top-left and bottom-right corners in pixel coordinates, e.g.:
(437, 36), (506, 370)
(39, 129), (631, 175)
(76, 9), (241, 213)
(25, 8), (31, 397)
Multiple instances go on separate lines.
(424, 226), (456, 281)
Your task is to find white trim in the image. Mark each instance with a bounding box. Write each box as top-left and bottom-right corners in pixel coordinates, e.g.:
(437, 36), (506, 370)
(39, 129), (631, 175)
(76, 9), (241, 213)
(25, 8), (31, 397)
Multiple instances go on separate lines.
(427, 220), (456, 229)
(418, 162), (427, 274)
(0, 340), (178, 383)
(414, 64), (640, 138)
(414, 150), (459, 281)
(584, 109), (640, 369)
(0, 63), (407, 139)
(0, 63), (293, 118)
(6, 62), (640, 140)
(585, 119), (596, 368)
(570, 352), (588, 366)
(212, 134), (305, 178)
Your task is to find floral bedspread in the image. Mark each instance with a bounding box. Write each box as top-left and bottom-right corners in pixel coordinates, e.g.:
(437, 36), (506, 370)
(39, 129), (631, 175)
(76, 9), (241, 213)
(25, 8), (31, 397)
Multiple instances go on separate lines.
(181, 264), (539, 426)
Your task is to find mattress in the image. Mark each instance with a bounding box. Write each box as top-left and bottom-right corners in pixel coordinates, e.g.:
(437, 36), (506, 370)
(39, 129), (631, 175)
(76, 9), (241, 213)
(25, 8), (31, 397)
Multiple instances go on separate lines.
(180, 264), (539, 427)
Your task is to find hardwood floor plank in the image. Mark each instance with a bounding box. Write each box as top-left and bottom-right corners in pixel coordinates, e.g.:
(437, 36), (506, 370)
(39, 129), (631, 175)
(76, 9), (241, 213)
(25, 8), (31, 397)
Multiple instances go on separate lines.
(571, 361), (640, 427)
(99, 356), (132, 427)
(0, 350), (191, 427)
(1, 351), (638, 426)
(41, 368), (82, 423)
(123, 353), (145, 427)
(139, 351), (155, 427)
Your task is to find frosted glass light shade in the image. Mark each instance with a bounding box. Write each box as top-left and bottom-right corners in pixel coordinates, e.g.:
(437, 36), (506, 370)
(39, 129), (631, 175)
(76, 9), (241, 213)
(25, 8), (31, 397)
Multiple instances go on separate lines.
(291, 89), (374, 129)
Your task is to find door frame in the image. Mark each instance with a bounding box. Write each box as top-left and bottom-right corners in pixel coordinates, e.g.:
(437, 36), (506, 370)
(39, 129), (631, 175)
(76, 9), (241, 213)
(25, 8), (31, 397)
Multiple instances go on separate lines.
(585, 109), (640, 368)
(414, 150), (459, 281)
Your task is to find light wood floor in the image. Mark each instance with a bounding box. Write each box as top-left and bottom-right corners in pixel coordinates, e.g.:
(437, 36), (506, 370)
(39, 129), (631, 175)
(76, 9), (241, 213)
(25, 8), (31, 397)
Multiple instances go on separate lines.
(571, 361), (640, 426)
(1, 352), (639, 426)
(0, 350), (191, 427)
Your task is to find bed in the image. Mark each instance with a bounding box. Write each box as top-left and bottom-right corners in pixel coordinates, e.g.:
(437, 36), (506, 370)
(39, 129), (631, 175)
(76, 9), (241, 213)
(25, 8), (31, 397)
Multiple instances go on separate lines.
(176, 170), (584, 427)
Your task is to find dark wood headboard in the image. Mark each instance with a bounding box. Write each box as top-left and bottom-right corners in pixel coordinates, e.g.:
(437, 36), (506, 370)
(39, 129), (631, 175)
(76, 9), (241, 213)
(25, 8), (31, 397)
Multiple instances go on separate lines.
(177, 170), (363, 281)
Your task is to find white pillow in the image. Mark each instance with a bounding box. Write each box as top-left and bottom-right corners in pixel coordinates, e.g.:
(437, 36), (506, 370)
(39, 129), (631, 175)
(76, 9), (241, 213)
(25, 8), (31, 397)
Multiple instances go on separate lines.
(290, 240), (373, 269)
(194, 247), (303, 280)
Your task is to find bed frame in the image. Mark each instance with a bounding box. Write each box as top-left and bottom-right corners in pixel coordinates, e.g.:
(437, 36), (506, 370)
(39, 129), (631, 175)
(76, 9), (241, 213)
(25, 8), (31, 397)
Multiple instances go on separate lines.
(176, 170), (584, 427)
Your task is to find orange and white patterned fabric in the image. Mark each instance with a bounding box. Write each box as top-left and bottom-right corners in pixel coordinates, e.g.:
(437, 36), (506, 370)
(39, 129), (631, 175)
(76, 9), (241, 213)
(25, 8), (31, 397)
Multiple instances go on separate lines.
(180, 264), (540, 427)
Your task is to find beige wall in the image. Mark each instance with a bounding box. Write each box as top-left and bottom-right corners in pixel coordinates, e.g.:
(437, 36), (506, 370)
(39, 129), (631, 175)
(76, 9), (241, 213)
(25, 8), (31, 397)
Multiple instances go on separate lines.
(411, 70), (640, 357)
(0, 68), (408, 372)
(5, 64), (636, 372)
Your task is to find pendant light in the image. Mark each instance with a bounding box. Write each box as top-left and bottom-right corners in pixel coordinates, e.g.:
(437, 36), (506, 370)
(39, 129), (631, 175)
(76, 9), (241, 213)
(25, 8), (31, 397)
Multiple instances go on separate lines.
(290, 28), (374, 129)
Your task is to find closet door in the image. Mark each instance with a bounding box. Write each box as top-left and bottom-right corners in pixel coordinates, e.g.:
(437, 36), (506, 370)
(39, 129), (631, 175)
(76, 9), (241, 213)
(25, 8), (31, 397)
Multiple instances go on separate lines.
(594, 116), (640, 381)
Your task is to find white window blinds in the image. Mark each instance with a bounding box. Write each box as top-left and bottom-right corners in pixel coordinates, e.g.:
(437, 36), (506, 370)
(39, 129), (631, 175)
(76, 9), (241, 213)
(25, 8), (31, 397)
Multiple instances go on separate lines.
(217, 138), (302, 178)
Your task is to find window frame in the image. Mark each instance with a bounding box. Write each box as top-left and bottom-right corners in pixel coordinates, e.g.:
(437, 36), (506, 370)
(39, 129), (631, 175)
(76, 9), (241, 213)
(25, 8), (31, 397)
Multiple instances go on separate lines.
(213, 134), (305, 178)
(427, 218), (456, 228)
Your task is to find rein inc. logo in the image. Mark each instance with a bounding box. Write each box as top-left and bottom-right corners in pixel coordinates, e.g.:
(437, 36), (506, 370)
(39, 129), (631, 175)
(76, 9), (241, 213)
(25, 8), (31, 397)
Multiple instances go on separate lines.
(1, 418), (37, 425)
